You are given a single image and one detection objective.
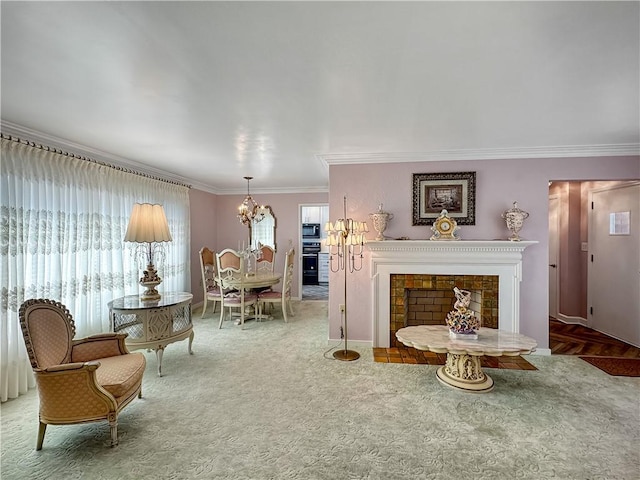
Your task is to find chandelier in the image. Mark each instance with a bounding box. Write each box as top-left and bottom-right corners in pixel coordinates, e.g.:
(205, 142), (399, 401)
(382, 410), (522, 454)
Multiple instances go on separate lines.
(237, 176), (265, 226)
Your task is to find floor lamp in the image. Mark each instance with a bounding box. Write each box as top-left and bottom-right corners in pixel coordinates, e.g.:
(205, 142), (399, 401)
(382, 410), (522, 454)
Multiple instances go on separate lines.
(325, 196), (368, 361)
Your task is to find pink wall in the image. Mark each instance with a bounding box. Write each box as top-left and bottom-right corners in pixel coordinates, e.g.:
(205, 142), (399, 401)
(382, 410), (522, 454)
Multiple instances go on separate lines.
(189, 189), (218, 303)
(327, 156), (640, 349)
(190, 190), (328, 302)
(188, 156), (638, 348)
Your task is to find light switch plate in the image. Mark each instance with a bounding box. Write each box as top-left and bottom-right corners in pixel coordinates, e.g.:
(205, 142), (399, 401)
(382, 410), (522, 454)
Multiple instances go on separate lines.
(581, 242), (588, 251)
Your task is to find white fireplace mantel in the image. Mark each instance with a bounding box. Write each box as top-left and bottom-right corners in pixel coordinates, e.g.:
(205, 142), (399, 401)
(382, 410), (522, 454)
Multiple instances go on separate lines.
(368, 240), (538, 348)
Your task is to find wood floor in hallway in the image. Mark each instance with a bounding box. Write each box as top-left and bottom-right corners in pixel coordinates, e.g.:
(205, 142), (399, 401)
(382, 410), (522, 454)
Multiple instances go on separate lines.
(549, 318), (640, 358)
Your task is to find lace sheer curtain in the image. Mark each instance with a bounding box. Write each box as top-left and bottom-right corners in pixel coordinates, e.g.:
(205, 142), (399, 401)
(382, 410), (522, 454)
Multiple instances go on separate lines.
(0, 137), (191, 402)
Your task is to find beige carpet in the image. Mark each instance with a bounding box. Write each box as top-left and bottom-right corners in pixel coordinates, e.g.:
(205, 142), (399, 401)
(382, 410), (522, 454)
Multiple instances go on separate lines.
(1, 301), (639, 480)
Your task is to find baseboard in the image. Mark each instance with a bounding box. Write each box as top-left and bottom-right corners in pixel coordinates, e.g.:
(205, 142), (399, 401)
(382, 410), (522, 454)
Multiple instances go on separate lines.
(590, 328), (640, 349)
(193, 300), (204, 310)
(328, 339), (373, 348)
(531, 348), (551, 356)
(556, 313), (588, 326)
(193, 297), (302, 312)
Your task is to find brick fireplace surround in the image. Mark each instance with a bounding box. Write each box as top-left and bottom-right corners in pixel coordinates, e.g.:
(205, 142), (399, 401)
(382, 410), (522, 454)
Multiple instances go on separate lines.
(390, 274), (498, 347)
(368, 240), (537, 348)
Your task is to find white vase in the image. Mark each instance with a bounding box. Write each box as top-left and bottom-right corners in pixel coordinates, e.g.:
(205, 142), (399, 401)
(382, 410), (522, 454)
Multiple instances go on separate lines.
(369, 204), (394, 241)
(501, 201), (529, 241)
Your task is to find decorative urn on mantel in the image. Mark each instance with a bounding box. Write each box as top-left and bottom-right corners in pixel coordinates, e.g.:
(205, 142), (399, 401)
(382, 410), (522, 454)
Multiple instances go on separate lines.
(501, 201), (530, 242)
(369, 203), (394, 241)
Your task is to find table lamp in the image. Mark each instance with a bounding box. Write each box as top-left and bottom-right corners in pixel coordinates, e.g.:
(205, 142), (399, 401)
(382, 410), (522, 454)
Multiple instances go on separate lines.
(124, 203), (172, 301)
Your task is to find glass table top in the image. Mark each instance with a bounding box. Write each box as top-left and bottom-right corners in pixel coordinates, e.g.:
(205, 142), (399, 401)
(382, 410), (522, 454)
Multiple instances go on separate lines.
(108, 292), (193, 310)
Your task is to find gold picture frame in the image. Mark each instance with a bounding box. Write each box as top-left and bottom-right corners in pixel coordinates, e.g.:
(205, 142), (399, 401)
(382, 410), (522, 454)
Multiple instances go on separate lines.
(412, 172), (476, 225)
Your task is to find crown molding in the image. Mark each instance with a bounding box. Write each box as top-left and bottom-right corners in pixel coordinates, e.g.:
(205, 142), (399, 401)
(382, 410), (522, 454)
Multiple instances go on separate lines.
(1, 121), (330, 195)
(1, 120), (199, 190)
(5, 121), (635, 194)
(215, 185), (329, 196)
(317, 144), (640, 165)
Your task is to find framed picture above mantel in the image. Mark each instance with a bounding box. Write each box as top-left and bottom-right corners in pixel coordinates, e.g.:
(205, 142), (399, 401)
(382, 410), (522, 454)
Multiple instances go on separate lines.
(412, 171), (476, 225)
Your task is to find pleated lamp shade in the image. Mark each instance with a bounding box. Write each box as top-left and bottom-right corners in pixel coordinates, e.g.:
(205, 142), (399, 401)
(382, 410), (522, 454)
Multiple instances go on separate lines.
(124, 203), (172, 243)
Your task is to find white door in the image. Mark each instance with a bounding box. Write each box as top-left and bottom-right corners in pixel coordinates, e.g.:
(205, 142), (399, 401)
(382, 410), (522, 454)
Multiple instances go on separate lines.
(548, 195), (560, 319)
(588, 183), (640, 347)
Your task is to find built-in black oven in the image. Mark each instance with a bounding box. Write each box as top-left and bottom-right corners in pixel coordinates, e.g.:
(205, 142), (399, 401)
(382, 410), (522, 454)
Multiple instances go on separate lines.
(302, 223), (321, 239)
(302, 241), (321, 285)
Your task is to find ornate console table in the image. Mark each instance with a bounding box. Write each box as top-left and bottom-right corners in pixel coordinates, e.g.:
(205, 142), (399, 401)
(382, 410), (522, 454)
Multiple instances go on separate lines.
(109, 292), (193, 377)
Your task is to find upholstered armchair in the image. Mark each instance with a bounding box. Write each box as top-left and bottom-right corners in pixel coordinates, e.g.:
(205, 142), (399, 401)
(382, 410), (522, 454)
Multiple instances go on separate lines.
(19, 299), (146, 450)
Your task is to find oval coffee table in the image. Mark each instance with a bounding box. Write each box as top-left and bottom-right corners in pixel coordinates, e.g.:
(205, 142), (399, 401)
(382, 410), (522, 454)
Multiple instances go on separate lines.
(396, 325), (537, 393)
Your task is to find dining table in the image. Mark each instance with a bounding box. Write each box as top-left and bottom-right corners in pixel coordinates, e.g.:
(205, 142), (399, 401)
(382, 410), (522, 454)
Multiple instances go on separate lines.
(217, 272), (282, 323)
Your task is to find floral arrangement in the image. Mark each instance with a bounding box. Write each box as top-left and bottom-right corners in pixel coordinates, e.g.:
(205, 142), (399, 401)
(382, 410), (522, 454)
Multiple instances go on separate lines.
(446, 286), (480, 334)
(446, 309), (480, 334)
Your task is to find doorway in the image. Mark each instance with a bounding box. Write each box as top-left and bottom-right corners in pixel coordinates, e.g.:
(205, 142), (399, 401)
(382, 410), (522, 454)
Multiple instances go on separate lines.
(548, 180), (640, 349)
(548, 194), (559, 319)
(300, 203), (329, 301)
(588, 183), (640, 346)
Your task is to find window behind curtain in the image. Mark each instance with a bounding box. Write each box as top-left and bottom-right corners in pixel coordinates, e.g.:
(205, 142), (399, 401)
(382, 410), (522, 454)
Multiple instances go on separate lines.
(0, 137), (190, 402)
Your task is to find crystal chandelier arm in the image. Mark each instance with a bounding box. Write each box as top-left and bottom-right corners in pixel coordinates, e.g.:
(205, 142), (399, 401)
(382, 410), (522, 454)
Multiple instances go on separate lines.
(237, 176), (266, 226)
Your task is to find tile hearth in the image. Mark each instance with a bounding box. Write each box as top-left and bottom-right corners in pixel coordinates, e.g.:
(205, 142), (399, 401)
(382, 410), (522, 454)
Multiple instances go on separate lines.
(373, 346), (537, 370)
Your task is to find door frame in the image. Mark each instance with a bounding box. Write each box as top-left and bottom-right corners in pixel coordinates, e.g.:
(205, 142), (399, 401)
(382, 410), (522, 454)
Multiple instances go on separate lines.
(299, 203), (329, 299)
(548, 194), (560, 319)
(587, 181), (640, 346)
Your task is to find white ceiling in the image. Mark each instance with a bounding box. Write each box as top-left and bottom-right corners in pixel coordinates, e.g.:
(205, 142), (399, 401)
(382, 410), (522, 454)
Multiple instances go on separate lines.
(1, 1), (638, 194)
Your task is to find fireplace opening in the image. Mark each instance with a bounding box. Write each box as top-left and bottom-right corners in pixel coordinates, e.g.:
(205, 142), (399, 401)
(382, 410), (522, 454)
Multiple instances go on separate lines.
(390, 274), (498, 347)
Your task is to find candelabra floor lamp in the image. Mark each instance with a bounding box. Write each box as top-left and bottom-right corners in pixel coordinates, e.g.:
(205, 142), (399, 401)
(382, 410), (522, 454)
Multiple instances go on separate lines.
(124, 203), (173, 301)
(325, 196), (368, 361)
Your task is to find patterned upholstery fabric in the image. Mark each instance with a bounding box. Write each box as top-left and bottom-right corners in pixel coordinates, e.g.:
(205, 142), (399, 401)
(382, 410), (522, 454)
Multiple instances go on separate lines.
(95, 354), (146, 400)
(26, 307), (74, 369)
(72, 335), (128, 362)
(258, 291), (281, 300)
(19, 298), (146, 449)
(222, 293), (258, 305)
(36, 364), (114, 421)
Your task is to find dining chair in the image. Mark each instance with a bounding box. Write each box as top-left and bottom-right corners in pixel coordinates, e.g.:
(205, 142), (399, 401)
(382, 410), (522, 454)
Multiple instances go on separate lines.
(199, 247), (222, 318)
(19, 298), (146, 449)
(253, 244), (276, 300)
(216, 248), (258, 329)
(258, 248), (295, 322)
(256, 244), (275, 274)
